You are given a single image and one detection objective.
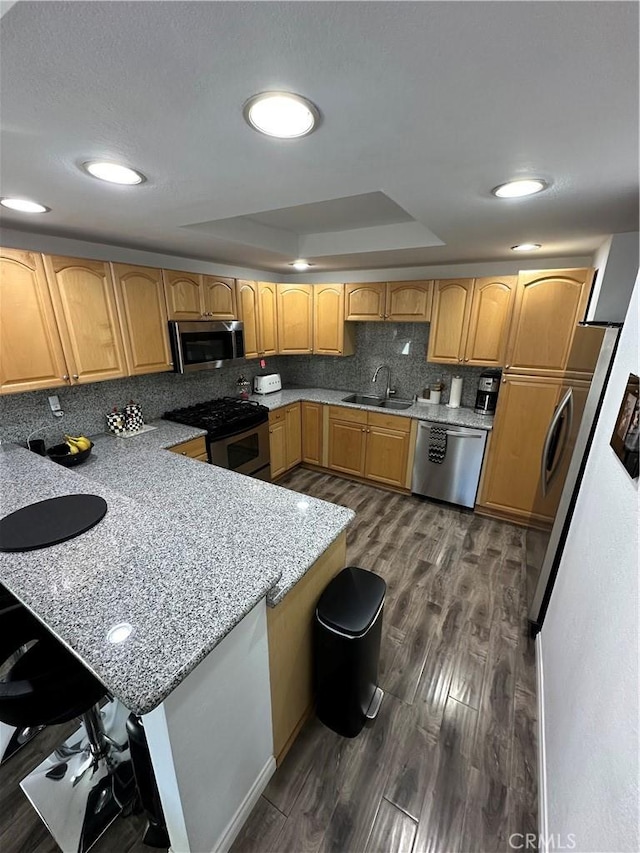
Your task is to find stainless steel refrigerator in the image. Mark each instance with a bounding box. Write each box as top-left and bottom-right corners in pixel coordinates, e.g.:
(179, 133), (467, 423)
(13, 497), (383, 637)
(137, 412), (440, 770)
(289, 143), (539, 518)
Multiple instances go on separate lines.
(527, 323), (621, 632)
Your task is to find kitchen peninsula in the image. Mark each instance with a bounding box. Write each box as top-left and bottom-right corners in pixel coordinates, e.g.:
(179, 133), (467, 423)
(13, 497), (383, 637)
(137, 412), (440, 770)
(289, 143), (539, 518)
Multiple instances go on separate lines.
(0, 425), (353, 852)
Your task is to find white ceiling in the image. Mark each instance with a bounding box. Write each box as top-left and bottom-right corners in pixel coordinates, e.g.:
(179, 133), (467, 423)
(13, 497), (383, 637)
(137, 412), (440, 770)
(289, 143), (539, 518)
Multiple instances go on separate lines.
(0, 1), (638, 274)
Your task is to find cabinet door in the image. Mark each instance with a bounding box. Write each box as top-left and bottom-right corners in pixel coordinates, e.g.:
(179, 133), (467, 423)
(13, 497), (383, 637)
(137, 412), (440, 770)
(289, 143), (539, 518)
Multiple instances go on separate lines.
(364, 426), (410, 487)
(386, 281), (433, 322)
(301, 401), (324, 464)
(44, 255), (127, 384)
(112, 264), (172, 375)
(202, 277), (237, 320)
(464, 276), (516, 366)
(427, 279), (474, 364)
(344, 283), (386, 321)
(163, 270), (204, 320)
(478, 375), (571, 526)
(237, 280), (260, 358)
(257, 282), (278, 356)
(0, 248), (69, 394)
(313, 283), (354, 355)
(504, 268), (593, 376)
(328, 418), (367, 476)
(277, 284), (313, 354)
(269, 416), (287, 479)
(285, 403), (302, 469)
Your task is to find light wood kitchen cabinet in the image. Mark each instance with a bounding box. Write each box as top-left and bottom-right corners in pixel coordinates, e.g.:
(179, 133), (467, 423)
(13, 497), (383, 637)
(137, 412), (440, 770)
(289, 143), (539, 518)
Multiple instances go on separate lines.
(43, 255), (127, 385)
(164, 270), (237, 321)
(284, 403), (302, 468)
(0, 248), (71, 394)
(464, 276), (517, 366)
(313, 283), (356, 356)
(163, 270), (204, 320)
(386, 281), (433, 321)
(345, 280), (433, 322)
(427, 279), (474, 363)
(477, 374), (590, 528)
(364, 411), (412, 488)
(202, 276), (237, 319)
(111, 264), (173, 375)
(269, 404), (302, 478)
(301, 401), (324, 464)
(504, 268), (594, 376)
(277, 284), (313, 354)
(237, 280), (278, 358)
(168, 436), (208, 462)
(328, 416), (368, 476)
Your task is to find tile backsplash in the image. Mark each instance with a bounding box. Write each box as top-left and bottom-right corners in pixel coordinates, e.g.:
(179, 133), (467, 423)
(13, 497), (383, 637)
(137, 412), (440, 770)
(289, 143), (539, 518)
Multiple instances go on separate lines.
(0, 323), (492, 445)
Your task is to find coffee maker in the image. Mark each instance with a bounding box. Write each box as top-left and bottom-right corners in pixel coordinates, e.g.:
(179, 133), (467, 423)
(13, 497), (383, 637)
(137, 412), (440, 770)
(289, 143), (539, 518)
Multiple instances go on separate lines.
(474, 370), (500, 415)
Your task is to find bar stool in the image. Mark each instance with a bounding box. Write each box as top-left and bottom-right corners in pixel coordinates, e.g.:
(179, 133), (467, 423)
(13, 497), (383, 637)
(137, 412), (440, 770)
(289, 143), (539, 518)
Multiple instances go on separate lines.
(0, 605), (134, 853)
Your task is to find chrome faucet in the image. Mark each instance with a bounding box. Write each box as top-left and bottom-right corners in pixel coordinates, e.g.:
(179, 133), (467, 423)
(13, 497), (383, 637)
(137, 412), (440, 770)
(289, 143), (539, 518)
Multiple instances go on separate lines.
(372, 364), (392, 399)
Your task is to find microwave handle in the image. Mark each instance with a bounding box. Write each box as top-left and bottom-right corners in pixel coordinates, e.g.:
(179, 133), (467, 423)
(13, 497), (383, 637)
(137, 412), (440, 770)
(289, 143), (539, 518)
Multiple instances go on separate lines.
(168, 322), (185, 373)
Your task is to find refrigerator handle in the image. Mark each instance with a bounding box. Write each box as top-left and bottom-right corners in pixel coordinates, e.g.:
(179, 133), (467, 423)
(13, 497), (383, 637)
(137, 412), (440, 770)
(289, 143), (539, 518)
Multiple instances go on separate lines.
(541, 388), (574, 497)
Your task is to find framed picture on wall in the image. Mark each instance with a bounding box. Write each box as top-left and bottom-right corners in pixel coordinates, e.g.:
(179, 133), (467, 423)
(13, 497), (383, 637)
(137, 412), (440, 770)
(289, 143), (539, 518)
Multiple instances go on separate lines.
(610, 373), (639, 479)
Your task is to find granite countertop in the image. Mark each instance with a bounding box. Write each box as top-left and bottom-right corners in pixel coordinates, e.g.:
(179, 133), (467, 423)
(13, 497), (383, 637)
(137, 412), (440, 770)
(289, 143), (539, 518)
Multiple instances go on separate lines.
(0, 425), (353, 714)
(250, 387), (494, 430)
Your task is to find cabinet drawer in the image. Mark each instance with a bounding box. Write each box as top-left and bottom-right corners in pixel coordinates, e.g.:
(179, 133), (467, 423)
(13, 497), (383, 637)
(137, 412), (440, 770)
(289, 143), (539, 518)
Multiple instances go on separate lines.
(168, 436), (207, 458)
(269, 407), (286, 424)
(367, 411), (412, 433)
(328, 405), (368, 424)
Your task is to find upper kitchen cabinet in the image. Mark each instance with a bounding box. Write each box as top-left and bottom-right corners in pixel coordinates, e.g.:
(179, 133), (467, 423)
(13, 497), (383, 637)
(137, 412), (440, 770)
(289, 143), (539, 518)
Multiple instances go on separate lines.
(163, 270), (204, 320)
(386, 281), (433, 321)
(464, 276), (517, 366)
(202, 276), (237, 319)
(43, 255), (127, 384)
(164, 270), (237, 321)
(277, 284), (313, 354)
(237, 280), (278, 358)
(427, 279), (474, 363)
(111, 263), (173, 375)
(504, 268), (594, 376)
(344, 280), (433, 322)
(344, 282), (386, 320)
(313, 284), (355, 356)
(0, 248), (69, 394)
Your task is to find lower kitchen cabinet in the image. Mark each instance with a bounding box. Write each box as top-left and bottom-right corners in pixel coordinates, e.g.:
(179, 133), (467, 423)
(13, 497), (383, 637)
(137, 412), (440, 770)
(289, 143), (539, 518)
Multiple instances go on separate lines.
(364, 412), (412, 488)
(477, 374), (590, 528)
(168, 436), (208, 462)
(301, 401), (324, 464)
(328, 407), (368, 476)
(269, 404), (302, 479)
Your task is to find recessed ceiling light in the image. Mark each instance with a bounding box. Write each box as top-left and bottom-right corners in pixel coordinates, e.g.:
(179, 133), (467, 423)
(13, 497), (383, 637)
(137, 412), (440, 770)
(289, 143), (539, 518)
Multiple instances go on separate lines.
(244, 92), (320, 139)
(290, 260), (314, 271)
(511, 243), (542, 252)
(83, 160), (146, 185)
(492, 179), (548, 198)
(0, 197), (50, 213)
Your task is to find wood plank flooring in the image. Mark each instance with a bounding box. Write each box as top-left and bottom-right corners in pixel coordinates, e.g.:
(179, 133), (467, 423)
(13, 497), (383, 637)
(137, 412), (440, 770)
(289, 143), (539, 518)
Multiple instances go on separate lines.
(0, 469), (537, 853)
(233, 470), (538, 853)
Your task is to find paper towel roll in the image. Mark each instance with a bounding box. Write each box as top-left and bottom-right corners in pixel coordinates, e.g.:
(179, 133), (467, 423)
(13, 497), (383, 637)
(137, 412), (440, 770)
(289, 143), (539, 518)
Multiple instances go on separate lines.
(448, 376), (463, 408)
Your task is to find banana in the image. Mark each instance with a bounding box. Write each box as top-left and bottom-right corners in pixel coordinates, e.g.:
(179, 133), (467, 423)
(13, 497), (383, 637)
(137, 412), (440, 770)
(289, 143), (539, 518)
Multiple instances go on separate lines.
(64, 434), (92, 451)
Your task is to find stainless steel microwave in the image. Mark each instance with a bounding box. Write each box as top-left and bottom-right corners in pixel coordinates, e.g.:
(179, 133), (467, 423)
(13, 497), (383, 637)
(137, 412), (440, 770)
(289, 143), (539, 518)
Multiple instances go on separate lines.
(168, 320), (245, 373)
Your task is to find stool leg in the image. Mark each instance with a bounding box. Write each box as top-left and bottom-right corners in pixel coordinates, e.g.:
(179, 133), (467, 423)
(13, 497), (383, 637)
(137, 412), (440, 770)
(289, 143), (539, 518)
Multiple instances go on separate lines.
(20, 699), (135, 853)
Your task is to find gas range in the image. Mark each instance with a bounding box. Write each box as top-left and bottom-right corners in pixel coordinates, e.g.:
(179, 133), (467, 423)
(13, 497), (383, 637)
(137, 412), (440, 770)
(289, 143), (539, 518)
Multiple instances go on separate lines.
(163, 398), (271, 480)
(163, 397), (269, 440)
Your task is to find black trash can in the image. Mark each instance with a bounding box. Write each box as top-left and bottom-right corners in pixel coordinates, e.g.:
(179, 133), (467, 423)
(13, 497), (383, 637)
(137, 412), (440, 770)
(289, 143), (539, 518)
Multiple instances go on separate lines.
(314, 566), (386, 738)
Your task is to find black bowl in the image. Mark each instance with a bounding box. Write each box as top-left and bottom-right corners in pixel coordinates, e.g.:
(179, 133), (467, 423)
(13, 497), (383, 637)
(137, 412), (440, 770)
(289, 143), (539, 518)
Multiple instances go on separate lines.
(47, 442), (93, 467)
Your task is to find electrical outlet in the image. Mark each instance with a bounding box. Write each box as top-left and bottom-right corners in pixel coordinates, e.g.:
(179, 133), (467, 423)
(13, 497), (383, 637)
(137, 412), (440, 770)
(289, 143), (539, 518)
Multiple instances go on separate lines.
(48, 395), (64, 418)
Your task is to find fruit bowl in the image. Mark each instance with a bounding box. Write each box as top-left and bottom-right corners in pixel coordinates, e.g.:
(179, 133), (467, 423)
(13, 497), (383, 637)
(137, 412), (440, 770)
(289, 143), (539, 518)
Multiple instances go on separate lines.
(47, 442), (94, 467)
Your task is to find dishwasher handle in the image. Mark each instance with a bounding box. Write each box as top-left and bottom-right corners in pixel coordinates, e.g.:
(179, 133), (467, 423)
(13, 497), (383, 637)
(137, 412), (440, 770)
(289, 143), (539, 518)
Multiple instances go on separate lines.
(420, 424), (483, 439)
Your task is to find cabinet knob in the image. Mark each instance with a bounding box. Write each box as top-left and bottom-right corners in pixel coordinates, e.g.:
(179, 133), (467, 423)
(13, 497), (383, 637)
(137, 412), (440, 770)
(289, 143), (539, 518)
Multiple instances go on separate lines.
(62, 374), (69, 381)
(379, 313), (384, 318)
(361, 428), (366, 432)
(181, 451), (187, 456)
(72, 374), (79, 380)
(458, 357), (463, 363)
(464, 358), (469, 363)
(502, 377), (506, 383)
(505, 364), (511, 369)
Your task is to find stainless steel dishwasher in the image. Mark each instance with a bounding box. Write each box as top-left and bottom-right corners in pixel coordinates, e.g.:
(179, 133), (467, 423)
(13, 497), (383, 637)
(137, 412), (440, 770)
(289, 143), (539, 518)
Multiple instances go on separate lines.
(412, 420), (488, 508)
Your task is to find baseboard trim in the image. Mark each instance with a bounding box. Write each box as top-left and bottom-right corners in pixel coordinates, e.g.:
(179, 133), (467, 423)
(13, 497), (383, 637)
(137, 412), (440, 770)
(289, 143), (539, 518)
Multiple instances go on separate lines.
(535, 633), (549, 852)
(213, 755), (276, 853)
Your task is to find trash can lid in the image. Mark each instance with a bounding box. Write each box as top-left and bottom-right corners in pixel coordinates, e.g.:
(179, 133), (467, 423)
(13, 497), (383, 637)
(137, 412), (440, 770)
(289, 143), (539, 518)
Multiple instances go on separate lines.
(316, 566), (386, 637)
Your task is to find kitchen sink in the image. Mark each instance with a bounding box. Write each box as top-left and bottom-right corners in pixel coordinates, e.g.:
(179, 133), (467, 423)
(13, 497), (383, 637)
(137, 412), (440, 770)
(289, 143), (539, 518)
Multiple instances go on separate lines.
(379, 399), (414, 410)
(341, 394), (385, 406)
(341, 394), (414, 410)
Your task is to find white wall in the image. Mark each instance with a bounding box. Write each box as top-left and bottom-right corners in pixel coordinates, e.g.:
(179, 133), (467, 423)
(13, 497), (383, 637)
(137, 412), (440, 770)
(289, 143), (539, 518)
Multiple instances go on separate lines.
(586, 231), (639, 324)
(540, 276), (639, 852)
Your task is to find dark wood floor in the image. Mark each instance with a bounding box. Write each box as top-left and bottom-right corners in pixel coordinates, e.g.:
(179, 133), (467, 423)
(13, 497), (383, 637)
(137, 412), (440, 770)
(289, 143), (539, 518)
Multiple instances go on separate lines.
(0, 470), (537, 853)
(232, 470), (538, 853)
